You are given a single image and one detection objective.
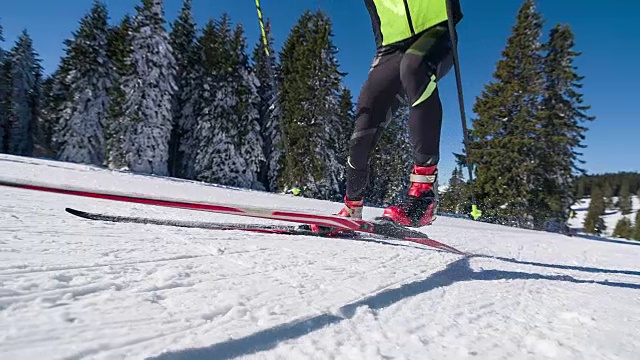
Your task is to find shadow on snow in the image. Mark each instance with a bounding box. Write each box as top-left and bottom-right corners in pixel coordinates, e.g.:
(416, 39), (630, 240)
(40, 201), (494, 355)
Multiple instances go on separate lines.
(150, 256), (640, 360)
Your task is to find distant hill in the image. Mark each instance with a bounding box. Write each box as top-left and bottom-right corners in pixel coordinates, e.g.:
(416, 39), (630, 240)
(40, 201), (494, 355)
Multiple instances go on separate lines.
(569, 195), (639, 238)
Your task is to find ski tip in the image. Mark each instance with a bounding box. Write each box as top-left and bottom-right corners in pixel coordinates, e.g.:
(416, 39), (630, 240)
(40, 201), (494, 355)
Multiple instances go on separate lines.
(65, 207), (82, 215)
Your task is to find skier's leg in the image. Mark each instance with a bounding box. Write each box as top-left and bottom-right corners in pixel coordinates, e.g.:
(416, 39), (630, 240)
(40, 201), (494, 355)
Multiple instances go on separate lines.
(310, 47), (403, 230)
(344, 48), (404, 206)
(382, 25), (454, 227)
(402, 24), (453, 167)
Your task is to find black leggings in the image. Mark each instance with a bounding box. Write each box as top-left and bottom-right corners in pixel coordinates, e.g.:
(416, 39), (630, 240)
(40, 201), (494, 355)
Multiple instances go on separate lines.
(346, 25), (453, 200)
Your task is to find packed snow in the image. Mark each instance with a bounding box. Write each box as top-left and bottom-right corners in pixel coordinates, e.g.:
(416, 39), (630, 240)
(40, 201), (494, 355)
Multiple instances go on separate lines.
(1, 154), (639, 360)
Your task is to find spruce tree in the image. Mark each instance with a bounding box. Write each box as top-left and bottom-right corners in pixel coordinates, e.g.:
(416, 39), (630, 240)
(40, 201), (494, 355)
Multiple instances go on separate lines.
(34, 75), (58, 157)
(193, 16), (264, 189)
(123, 0), (176, 175)
(29, 70), (44, 156)
(537, 23), (594, 223)
(612, 217), (632, 239)
(105, 15), (133, 170)
(0, 22), (6, 152)
(583, 186), (606, 235)
(278, 14), (308, 193)
(602, 181), (614, 209)
(278, 10), (347, 200)
(252, 18), (282, 192)
(265, 104), (284, 192)
(304, 11), (347, 200)
(633, 210), (640, 241)
(176, 22), (202, 180)
(228, 22), (265, 189)
(7, 30), (41, 156)
(54, 1), (111, 165)
(440, 165), (471, 215)
(575, 179), (586, 199)
(335, 87), (354, 170)
(334, 87), (355, 196)
(168, 0), (197, 177)
(0, 58), (10, 153)
(619, 180), (632, 215)
(43, 57), (74, 158)
(190, 19), (222, 181)
(368, 98), (413, 206)
(467, 0), (544, 227)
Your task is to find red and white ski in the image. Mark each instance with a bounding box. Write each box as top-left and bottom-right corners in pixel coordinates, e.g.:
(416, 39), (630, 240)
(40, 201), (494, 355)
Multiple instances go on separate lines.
(0, 180), (468, 255)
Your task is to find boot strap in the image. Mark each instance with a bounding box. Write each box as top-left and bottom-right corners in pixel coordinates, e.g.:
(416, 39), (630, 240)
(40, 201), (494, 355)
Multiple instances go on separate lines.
(410, 174), (436, 183)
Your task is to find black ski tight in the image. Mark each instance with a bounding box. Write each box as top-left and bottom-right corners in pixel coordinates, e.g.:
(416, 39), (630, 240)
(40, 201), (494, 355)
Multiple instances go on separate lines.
(346, 24), (453, 200)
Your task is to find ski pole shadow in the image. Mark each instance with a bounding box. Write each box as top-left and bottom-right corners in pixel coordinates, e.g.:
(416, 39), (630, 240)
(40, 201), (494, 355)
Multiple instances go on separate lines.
(572, 232), (640, 247)
(149, 257), (640, 360)
(341, 236), (450, 254)
(484, 255), (640, 277)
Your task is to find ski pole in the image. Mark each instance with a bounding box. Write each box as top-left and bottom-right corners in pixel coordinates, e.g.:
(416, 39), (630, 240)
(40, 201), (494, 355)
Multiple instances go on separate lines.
(445, 0), (481, 220)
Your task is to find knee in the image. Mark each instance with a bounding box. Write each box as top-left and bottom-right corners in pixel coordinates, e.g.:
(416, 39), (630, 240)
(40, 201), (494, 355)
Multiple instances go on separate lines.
(399, 55), (426, 92)
(400, 56), (437, 107)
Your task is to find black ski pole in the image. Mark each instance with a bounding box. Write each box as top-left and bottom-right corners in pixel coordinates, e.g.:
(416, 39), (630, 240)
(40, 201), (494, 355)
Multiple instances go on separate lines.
(445, 0), (481, 220)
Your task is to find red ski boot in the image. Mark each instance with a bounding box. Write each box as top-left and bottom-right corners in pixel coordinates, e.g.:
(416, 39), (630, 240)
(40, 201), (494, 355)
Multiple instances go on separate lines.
(310, 196), (363, 235)
(335, 196), (364, 219)
(382, 165), (438, 227)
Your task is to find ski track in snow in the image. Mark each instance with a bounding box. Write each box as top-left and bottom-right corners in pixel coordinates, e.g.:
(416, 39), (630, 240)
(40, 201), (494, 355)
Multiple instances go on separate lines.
(1, 154), (639, 360)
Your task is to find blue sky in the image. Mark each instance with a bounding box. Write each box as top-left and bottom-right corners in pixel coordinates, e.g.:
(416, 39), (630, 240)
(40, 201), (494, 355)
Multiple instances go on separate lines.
(2, 0), (639, 185)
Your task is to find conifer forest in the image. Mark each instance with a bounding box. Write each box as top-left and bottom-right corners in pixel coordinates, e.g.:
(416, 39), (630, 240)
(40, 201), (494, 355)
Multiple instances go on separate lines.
(1, 0), (637, 237)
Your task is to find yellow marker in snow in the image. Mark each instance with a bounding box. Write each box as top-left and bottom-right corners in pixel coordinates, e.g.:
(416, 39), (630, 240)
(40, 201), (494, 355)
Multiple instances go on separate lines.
(471, 204), (482, 220)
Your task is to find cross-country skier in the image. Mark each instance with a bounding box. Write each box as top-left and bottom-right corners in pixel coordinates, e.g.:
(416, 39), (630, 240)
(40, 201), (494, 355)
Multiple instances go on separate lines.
(332, 0), (463, 227)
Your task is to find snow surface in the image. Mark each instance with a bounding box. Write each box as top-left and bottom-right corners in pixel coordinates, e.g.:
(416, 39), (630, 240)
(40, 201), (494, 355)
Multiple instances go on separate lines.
(1, 154), (639, 360)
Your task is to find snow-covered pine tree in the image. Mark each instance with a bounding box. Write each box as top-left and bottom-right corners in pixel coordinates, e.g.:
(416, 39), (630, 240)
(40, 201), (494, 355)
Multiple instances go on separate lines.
(122, 0), (176, 175)
(602, 181), (614, 209)
(277, 16), (308, 193)
(278, 10), (347, 200)
(619, 180), (632, 215)
(613, 217), (632, 239)
(536, 23), (594, 224)
(310, 13), (348, 200)
(105, 15), (133, 170)
(175, 46), (200, 179)
(33, 75), (58, 157)
(368, 98), (413, 206)
(633, 209), (640, 241)
(334, 87), (355, 196)
(584, 186), (606, 235)
(192, 18), (239, 185)
(467, 0), (544, 228)
(228, 23), (265, 189)
(46, 54), (75, 158)
(440, 164), (472, 215)
(193, 16), (264, 189)
(0, 23), (7, 152)
(0, 60), (10, 153)
(29, 69), (45, 156)
(8, 30), (41, 156)
(54, 1), (111, 165)
(168, 0), (197, 177)
(265, 103), (284, 192)
(252, 18), (282, 192)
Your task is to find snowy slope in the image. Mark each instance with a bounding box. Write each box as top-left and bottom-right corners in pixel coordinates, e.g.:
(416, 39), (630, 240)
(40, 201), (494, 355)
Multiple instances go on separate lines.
(569, 197), (640, 237)
(1, 154), (639, 360)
